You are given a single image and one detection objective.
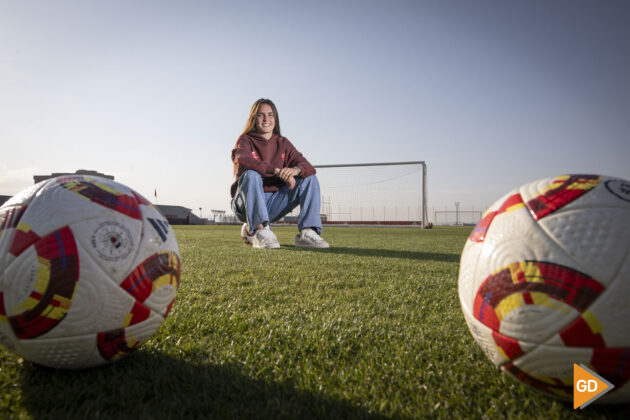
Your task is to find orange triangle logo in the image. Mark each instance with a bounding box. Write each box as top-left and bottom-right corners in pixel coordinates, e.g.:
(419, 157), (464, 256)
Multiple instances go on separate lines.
(573, 364), (615, 409)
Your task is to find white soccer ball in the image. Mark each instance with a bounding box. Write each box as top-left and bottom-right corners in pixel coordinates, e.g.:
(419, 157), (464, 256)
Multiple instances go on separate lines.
(458, 174), (630, 403)
(0, 175), (181, 368)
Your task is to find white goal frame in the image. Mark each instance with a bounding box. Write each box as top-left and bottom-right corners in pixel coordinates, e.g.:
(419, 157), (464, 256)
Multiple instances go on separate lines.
(313, 161), (428, 229)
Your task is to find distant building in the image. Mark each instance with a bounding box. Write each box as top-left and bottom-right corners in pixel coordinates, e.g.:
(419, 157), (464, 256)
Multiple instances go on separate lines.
(34, 169), (114, 184)
(209, 209), (238, 224)
(156, 205), (206, 225)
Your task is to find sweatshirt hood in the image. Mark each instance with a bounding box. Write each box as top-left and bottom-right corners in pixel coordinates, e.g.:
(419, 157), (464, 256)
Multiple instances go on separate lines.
(246, 132), (279, 142)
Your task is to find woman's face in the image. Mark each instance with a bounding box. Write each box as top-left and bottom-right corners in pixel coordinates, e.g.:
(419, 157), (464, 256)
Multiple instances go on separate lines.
(256, 103), (275, 137)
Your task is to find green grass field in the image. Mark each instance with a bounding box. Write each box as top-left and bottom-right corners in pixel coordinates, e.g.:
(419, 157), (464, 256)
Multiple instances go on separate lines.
(1, 225), (628, 419)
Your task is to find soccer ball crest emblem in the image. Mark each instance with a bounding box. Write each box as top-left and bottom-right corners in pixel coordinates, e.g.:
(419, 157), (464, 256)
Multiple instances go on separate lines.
(0, 176), (181, 368)
(458, 174), (630, 403)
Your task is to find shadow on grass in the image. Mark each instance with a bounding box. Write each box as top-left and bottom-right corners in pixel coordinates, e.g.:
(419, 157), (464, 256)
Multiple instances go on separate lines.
(289, 246), (460, 262)
(18, 351), (386, 419)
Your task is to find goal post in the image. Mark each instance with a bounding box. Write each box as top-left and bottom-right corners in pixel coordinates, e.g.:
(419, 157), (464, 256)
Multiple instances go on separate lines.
(305, 161), (429, 228)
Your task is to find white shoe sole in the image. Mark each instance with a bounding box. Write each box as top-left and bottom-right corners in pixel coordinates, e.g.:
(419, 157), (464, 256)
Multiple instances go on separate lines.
(253, 242), (280, 249)
(295, 241), (329, 249)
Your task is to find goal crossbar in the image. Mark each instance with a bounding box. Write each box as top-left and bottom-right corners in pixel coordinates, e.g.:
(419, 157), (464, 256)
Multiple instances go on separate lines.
(313, 161), (428, 228)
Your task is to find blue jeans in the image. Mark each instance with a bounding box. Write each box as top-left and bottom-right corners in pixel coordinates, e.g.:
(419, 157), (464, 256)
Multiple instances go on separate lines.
(231, 170), (323, 235)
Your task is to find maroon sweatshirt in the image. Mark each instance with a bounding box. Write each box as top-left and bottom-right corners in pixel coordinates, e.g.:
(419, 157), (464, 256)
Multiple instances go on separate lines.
(230, 132), (316, 197)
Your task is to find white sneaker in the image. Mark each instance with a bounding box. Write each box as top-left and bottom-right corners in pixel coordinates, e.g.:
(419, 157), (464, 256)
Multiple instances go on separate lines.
(295, 229), (329, 248)
(240, 223), (254, 245)
(253, 225), (280, 249)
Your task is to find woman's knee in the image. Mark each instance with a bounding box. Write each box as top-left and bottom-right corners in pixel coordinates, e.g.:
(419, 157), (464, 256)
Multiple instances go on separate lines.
(241, 170), (262, 182)
(300, 174), (320, 190)
(239, 170), (263, 190)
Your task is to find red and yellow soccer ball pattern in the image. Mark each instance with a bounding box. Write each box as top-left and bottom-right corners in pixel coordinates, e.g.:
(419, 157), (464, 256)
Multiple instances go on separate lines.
(0, 176), (181, 368)
(458, 174), (630, 404)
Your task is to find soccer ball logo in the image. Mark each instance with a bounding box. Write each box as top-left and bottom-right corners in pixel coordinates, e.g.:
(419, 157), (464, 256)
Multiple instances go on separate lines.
(458, 174), (630, 403)
(0, 176), (181, 368)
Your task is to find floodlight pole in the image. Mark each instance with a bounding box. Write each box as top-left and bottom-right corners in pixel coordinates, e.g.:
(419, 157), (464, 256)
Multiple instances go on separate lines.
(314, 161), (428, 229)
(455, 202), (460, 226)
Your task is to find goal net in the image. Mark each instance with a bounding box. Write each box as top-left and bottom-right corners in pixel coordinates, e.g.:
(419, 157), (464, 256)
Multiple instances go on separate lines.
(281, 161), (428, 228)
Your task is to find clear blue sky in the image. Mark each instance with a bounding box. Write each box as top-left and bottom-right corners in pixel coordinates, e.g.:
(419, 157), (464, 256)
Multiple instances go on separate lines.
(1, 1), (629, 218)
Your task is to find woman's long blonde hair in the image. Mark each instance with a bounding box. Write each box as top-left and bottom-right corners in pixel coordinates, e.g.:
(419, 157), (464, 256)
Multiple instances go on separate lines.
(242, 98), (281, 136)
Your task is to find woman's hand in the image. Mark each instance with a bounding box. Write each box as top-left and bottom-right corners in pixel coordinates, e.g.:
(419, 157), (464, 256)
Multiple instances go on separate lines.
(275, 167), (299, 190)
